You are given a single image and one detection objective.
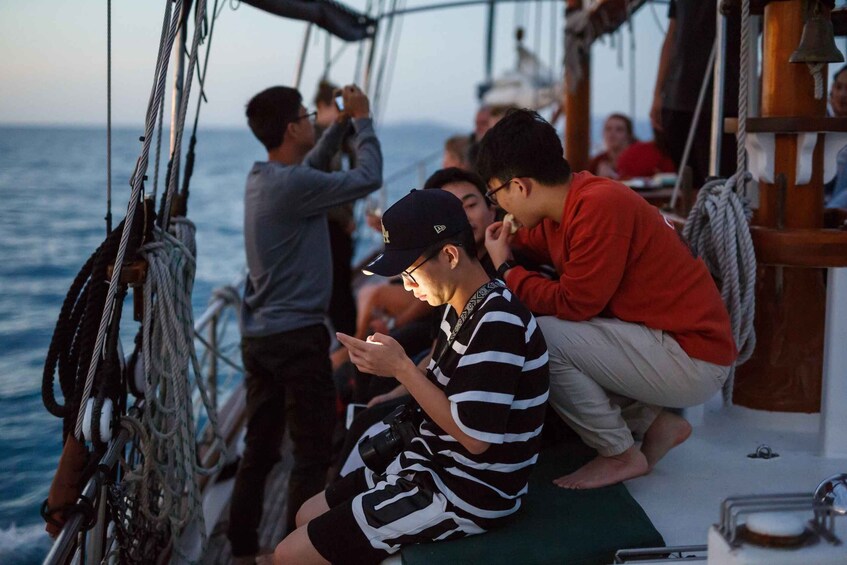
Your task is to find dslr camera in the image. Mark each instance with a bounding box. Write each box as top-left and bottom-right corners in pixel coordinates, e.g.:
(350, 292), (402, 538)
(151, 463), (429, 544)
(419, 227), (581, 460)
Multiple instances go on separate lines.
(358, 402), (423, 473)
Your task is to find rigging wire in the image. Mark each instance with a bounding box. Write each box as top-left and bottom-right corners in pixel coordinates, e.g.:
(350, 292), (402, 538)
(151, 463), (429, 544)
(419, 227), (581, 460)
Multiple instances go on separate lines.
(649, 0), (667, 35)
(324, 30), (331, 79)
(371, 0), (399, 117)
(162, 0), (210, 231)
(182, 0), (224, 205)
(74, 0), (184, 440)
(354, 0), (375, 83)
(533, 0), (542, 66)
(324, 42), (350, 78)
(376, 0), (406, 123)
(549, 0), (557, 82)
(106, 0), (113, 235)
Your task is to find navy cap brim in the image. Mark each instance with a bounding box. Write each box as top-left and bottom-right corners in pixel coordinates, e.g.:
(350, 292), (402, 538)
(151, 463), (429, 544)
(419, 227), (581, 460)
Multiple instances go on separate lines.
(363, 247), (426, 277)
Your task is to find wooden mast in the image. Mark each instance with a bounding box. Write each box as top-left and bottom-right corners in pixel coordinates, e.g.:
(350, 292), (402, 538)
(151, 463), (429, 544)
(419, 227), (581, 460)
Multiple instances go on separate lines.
(733, 0), (827, 411)
(564, 0), (590, 171)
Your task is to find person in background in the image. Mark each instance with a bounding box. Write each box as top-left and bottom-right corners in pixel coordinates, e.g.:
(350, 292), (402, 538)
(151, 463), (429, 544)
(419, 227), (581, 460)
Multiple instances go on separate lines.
(467, 104), (493, 168)
(478, 109), (736, 491)
(268, 188), (548, 565)
(826, 65), (847, 209)
(587, 113), (635, 179)
(488, 105), (519, 130)
(651, 0), (739, 188)
(230, 84), (382, 564)
(442, 134), (472, 170)
(616, 140), (676, 181)
(314, 80), (359, 336)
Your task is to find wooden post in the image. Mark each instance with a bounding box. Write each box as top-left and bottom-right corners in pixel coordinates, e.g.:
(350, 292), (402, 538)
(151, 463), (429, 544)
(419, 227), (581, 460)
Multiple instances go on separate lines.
(564, 0), (590, 171)
(733, 0), (827, 412)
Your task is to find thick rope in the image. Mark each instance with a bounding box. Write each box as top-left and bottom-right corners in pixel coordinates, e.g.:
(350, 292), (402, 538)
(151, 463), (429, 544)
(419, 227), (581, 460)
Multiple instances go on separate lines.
(680, 0), (757, 404)
(736, 0), (750, 188)
(126, 219), (224, 560)
(682, 177), (757, 403)
(810, 62), (825, 100)
(43, 253), (96, 418)
(74, 0), (183, 440)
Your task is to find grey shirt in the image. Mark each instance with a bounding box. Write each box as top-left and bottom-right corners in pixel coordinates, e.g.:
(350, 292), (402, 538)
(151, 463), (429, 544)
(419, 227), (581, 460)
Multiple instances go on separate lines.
(241, 118), (383, 337)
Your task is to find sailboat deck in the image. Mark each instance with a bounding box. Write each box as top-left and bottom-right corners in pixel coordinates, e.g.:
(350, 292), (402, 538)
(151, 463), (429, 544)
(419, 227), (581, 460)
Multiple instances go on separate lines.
(201, 436), (293, 563)
(627, 400), (847, 548)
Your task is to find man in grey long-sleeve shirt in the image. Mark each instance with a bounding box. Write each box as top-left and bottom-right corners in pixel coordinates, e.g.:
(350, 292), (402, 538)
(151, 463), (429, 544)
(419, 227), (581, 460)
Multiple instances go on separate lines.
(229, 84), (382, 563)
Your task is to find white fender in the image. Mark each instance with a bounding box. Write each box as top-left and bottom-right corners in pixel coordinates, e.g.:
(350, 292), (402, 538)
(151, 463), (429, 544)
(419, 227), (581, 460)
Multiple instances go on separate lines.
(81, 397), (113, 442)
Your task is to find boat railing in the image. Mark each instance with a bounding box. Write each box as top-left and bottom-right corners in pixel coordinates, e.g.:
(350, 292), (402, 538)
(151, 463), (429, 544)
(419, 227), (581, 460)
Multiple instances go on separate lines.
(42, 405), (141, 565)
(43, 275), (247, 565)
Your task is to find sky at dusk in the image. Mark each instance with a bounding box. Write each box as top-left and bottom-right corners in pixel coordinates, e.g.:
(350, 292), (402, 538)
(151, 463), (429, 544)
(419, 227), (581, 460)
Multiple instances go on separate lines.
(2, 1), (846, 131)
(1, 0), (672, 130)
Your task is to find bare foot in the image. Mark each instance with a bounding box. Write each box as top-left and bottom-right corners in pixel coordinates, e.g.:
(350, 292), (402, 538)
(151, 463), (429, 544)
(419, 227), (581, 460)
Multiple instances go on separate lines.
(641, 410), (692, 470)
(553, 445), (649, 489)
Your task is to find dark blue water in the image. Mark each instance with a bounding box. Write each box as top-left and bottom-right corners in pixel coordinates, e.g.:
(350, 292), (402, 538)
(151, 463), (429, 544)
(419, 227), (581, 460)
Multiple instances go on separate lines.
(0, 123), (453, 563)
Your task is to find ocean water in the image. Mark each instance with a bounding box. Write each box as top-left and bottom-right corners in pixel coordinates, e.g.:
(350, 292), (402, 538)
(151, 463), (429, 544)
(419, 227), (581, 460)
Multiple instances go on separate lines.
(0, 123), (453, 563)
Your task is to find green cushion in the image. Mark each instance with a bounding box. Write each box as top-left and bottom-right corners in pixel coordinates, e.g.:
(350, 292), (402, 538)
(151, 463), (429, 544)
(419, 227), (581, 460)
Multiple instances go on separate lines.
(401, 442), (664, 565)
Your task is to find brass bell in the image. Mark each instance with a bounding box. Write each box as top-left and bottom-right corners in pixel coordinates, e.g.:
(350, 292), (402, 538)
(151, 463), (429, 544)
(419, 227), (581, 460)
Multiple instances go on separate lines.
(789, 3), (844, 64)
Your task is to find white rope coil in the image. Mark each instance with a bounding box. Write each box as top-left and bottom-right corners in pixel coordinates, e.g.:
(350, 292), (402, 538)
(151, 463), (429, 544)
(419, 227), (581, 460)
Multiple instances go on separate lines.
(125, 219), (224, 560)
(683, 176), (757, 403)
(680, 0), (758, 405)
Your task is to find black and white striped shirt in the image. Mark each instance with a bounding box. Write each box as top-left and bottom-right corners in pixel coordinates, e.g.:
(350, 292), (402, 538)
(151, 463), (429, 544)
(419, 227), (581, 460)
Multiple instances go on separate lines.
(387, 284), (549, 529)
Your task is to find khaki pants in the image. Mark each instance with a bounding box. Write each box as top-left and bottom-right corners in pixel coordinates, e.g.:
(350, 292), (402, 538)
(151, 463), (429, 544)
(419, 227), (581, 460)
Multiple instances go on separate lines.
(537, 316), (730, 457)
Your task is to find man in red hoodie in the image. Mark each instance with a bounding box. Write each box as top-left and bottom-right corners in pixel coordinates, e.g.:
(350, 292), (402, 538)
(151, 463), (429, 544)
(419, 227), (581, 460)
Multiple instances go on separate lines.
(477, 109), (737, 489)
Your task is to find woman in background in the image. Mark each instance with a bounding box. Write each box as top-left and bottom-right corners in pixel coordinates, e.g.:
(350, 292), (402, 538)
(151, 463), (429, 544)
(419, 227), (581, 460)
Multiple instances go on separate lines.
(587, 113), (635, 179)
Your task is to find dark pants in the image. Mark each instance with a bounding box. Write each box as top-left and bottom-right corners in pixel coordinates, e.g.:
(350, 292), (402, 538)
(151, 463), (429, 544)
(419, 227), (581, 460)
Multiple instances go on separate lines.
(661, 108), (737, 189)
(227, 324), (336, 557)
(328, 219), (357, 336)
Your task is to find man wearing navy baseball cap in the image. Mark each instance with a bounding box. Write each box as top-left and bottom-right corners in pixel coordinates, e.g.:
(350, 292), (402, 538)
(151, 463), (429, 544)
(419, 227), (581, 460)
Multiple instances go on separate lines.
(362, 188), (473, 280)
(270, 189), (549, 565)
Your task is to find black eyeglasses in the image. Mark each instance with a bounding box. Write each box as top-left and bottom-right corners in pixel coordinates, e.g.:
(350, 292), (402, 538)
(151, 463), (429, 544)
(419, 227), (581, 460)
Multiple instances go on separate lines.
(401, 248), (442, 285)
(289, 110), (317, 125)
(485, 178), (513, 206)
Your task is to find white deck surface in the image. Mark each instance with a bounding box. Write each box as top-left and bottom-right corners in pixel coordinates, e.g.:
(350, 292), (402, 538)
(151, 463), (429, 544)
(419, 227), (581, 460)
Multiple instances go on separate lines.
(626, 398), (847, 548)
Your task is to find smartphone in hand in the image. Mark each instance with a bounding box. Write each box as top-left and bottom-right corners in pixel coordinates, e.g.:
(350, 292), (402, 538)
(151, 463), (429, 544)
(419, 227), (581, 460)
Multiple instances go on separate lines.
(346, 403), (367, 429)
(335, 94), (345, 112)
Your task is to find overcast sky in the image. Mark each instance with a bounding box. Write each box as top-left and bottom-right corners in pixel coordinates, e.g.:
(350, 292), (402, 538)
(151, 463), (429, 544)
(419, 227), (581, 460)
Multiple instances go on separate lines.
(2, 1), (845, 131)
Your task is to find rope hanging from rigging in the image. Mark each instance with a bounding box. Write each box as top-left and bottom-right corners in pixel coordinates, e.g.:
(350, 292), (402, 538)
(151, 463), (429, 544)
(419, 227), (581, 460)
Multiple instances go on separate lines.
(123, 218), (225, 561)
(681, 0), (757, 404)
(73, 0), (185, 441)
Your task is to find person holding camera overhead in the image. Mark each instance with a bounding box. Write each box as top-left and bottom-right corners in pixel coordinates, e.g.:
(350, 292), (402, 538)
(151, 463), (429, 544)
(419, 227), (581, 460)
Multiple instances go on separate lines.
(230, 83), (382, 564)
(267, 189), (549, 565)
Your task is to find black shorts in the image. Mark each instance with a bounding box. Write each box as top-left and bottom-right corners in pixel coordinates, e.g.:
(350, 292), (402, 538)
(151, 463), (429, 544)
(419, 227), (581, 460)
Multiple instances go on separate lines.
(307, 468), (483, 564)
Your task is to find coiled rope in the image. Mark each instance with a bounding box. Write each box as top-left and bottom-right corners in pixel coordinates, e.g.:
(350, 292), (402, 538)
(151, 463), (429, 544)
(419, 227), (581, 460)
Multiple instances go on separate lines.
(125, 218), (224, 559)
(43, 210), (147, 436)
(681, 0), (756, 403)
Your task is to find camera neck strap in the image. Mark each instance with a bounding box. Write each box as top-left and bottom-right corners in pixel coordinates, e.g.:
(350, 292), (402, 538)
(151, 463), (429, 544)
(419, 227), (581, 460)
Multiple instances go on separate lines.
(436, 279), (505, 363)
